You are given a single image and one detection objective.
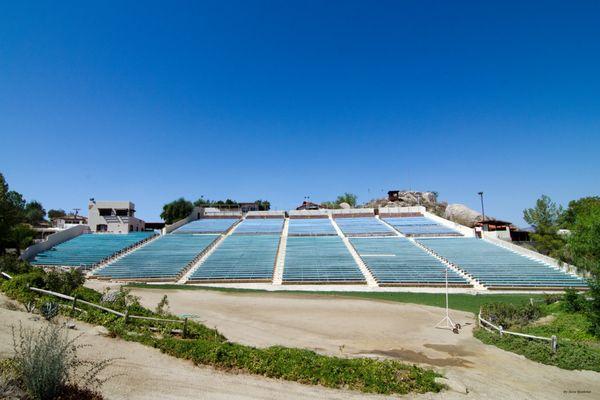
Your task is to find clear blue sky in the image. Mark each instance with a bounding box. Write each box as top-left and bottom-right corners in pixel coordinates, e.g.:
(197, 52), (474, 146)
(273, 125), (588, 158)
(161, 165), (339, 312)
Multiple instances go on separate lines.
(1, 1), (599, 226)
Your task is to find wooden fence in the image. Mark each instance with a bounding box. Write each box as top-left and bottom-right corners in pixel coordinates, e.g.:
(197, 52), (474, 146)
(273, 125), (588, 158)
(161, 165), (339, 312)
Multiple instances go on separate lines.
(28, 287), (189, 336)
(478, 308), (557, 353)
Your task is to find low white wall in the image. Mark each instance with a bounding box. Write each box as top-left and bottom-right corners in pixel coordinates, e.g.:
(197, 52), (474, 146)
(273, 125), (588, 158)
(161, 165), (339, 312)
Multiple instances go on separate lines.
(331, 208), (375, 216)
(163, 207), (203, 234)
(378, 206), (426, 215)
(288, 209), (329, 217)
(483, 236), (585, 277)
(482, 228), (512, 241)
(20, 224), (90, 261)
(422, 210), (475, 237)
(246, 210), (285, 217)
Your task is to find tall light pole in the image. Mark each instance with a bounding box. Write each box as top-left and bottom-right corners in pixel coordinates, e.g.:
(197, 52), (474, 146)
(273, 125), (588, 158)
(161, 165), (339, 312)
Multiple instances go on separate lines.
(478, 192), (485, 221)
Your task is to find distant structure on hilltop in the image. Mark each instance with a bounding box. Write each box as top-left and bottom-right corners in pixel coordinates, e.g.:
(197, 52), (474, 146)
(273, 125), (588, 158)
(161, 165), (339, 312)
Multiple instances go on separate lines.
(88, 199), (146, 233)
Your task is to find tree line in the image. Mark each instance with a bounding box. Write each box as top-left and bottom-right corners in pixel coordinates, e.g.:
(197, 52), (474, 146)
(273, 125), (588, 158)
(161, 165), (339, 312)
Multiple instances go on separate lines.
(160, 197), (271, 224)
(0, 173), (62, 255)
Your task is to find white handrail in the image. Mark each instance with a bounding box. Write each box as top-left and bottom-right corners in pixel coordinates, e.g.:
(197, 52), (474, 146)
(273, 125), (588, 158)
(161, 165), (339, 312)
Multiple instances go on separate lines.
(478, 308), (557, 351)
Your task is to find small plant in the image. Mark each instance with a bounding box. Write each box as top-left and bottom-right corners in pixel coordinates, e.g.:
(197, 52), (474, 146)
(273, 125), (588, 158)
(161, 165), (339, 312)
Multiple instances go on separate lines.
(11, 323), (115, 400)
(40, 302), (59, 321)
(155, 295), (169, 315)
(563, 288), (587, 313)
(481, 302), (542, 329)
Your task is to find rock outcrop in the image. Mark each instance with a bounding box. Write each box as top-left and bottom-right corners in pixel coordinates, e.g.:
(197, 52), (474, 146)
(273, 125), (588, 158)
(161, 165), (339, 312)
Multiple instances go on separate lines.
(443, 204), (484, 227)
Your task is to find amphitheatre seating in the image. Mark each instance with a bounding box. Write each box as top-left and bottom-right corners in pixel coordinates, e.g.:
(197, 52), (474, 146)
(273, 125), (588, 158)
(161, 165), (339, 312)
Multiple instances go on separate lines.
(350, 237), (469, 286)
(288, 218), (336, 236)
(31, 232), (153, 268)
(189, 235), (279, 282)
(94, 234), (218, 279)
(383, 216), (461, 236)
(283, 236), (365, 284)
(173, 218), (239, 234)
(335, 217), (395, 236)
(418, 238), (587, 289)
(233, 218), (284, 234)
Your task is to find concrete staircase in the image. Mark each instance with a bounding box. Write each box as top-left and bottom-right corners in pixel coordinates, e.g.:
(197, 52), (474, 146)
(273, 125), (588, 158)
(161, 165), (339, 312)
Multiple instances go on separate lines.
(330, 217), (378, 287)
(272, 218), (289, 285)
(177, 218), (244, 284)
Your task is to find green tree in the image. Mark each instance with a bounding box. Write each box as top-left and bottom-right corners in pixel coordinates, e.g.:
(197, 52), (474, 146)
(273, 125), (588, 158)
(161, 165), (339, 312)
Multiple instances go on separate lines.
(567, 207), (600, 272)
(523, 195), (564, 257)
(160, 198), (193, 224)
(255, 199), (271, 211)
(24, 200), (46, 225)
(0, 173), (27, 254)
(10, 223), (35, 255)
(560, 197), (600, 229)
(48, 209), (67, 220)
(523, 195), (563, 233)
(335, 192), (358, 207)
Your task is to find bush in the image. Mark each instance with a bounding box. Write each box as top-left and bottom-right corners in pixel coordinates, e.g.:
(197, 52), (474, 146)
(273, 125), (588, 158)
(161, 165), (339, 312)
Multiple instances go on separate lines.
(12, 323), (78, 399)
(480, 302), (542, 329)
(11, 323), (113, 400)
(563, 288), (587, 313)
(1, 270), (46, 303)
(0, 255), (32, 275)
(474, 328), (600, 372)
(155, 338), (442, 394)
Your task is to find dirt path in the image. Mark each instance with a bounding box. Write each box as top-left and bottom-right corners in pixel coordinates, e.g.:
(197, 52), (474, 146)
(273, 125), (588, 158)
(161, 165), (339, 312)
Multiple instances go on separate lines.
(0, 295), (422, 400)
(125, 286), (600, 400)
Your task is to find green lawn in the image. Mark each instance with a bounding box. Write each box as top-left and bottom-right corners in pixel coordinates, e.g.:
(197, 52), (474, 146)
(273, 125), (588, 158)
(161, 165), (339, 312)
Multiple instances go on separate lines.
(125, 283), (544, 314)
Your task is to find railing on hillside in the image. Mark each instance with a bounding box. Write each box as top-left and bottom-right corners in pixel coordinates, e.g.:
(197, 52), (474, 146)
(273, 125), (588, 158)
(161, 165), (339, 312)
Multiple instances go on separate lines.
(478, 308), (557, 353)
(28, 286), (189, 336)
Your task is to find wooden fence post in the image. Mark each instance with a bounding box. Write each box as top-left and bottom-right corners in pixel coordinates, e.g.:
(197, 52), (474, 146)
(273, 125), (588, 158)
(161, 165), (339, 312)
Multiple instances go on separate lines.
(499, 326), (504, 337)
(124, 308), (130, 324)
(551, 335), (557, 353)
(183, 318), (188, 338)
(71, 295), (78, 315)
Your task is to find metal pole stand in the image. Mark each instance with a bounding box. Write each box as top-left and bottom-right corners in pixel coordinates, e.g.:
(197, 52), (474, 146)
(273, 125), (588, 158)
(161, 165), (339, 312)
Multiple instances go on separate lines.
(435, 268), (458, 330)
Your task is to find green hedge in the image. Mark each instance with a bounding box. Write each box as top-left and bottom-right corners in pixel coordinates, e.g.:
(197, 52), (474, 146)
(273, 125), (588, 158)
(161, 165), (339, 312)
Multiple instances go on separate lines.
(474, 329), (600, 372)
(154, 338), (440, 394)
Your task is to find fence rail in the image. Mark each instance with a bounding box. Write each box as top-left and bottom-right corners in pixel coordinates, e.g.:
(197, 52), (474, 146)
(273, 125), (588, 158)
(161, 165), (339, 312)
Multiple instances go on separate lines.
(478, 308), (557, 352)
(28, 286), (188, 335)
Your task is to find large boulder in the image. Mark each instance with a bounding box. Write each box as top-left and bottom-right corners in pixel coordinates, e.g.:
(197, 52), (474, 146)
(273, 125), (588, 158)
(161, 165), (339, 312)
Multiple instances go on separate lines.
(338, 202), (351, 209)
(444, 204), (483, 227)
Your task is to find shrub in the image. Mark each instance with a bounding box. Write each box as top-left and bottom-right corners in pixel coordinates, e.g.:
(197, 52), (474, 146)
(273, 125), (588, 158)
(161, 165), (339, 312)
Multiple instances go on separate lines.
(11, 323), (115, 400)
(474, 328), (600, 372)
(43, 269), (85, 296)
(543, 293), (562, 305)
(0, 255), (32, 275)
(1, 270), (46, 303)
(563, 288), (587, 313)
(12, 323), (79, 399)
(480, 302), (542, 329)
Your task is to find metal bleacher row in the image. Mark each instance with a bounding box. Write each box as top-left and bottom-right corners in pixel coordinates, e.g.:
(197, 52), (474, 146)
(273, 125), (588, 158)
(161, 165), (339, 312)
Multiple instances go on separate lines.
(418, 238), (587, 289)
(335, 217), (395, 236)
(233, 218), (284, 234)
(32, 232), (153, 268)
(283, 236), (365, 283)
(189, 235), (280, 282)
(288, 218), (336, 236)
(350, 237), (470, 287)
(383, 216), (462, 237)
(95, 234), (218, 280)
(172, 218), (239, 234)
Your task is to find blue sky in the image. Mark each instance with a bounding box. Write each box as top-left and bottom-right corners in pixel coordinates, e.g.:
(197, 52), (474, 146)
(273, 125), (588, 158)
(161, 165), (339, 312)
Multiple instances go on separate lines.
(1, 1), (599, 226)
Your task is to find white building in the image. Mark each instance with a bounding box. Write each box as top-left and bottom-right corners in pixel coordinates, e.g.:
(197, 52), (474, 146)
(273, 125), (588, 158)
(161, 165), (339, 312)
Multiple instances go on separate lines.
(87, 200), (145, 233)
